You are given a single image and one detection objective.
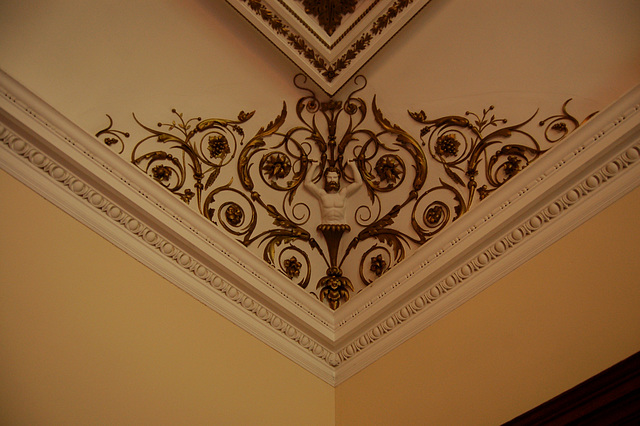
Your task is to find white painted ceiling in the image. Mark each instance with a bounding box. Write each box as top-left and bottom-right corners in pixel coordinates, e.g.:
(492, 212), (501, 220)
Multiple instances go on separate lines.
(1, 0), (639, 384)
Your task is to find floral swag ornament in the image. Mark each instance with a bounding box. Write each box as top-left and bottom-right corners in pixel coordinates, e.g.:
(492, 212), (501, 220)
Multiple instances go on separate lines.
(96, 75), (595, 309)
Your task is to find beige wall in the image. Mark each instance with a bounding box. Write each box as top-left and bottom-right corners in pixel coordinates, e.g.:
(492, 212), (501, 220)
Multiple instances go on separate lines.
(0, 170), (334, 425)
(336, 186), (640, 425)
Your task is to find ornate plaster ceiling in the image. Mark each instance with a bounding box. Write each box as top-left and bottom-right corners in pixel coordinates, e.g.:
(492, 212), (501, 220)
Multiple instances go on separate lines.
(226, 0), (432, 94)
(0, 0), (639, 385)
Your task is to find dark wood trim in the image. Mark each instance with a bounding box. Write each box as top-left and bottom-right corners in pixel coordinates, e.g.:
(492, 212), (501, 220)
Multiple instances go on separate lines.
(504, 351), (640, 425)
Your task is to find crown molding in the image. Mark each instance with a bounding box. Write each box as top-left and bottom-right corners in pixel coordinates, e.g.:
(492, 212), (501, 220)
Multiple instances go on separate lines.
(1, 69), (639, 385)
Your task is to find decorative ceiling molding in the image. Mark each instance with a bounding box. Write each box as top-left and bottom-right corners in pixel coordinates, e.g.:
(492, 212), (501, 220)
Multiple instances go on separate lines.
(226, 0), (432, 95)
(93, 74), (597, 312)
(1, 70), (639, 385)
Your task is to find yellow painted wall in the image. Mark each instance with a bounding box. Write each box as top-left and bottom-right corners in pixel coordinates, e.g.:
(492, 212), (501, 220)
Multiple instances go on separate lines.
(0, 170), (335, 425)
(336, 186), (640, 425)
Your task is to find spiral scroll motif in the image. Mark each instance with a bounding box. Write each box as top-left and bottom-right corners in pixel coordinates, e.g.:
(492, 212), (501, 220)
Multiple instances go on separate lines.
(97, 75), (595, 309)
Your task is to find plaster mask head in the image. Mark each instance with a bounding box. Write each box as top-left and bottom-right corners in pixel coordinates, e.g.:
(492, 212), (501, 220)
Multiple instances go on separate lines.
(324, 167), (341, 192)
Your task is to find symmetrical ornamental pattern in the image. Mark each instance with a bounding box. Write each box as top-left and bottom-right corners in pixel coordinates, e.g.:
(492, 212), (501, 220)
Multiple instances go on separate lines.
(96, 75), (595, 309)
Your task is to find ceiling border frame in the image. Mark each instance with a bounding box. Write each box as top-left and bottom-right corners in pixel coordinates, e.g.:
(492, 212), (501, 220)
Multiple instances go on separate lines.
(1, 70), (639, 385)
(226, 0), (433, 96)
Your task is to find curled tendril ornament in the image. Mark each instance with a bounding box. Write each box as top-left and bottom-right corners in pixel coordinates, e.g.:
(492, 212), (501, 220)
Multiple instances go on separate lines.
(538, 98), (596, 143)
(412, 188), (457, 238)
(95, 114), (129, 154)
(359, 245), (391, 284)
(98, 74), (595, 310)
(204, 186), (257, 236)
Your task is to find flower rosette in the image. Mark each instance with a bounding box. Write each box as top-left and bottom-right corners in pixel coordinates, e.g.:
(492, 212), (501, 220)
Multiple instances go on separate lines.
(203, 184), (257, 237)
(278, 247), (311, 289)
(359, 245), (391, 285)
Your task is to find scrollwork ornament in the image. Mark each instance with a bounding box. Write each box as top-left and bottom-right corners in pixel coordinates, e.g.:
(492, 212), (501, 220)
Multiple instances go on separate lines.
(97, 74), (595, 310)
(204, 184), (257, 237)
(95, 114), (130, 154)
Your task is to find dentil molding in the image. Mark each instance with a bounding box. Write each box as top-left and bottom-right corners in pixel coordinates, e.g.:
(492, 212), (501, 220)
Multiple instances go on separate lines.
(1, 69), (639, 385)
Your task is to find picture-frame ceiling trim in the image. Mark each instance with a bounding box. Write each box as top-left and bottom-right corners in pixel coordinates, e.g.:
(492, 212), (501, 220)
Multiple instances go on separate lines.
(226, 0), (433, 95)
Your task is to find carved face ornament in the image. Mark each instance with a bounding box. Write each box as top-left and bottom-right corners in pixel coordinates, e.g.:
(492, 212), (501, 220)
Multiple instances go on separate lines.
(324, 170), (340, 192)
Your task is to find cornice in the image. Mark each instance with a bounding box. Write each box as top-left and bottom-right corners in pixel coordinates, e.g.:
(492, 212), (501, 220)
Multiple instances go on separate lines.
(1, 69), (639, 385)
